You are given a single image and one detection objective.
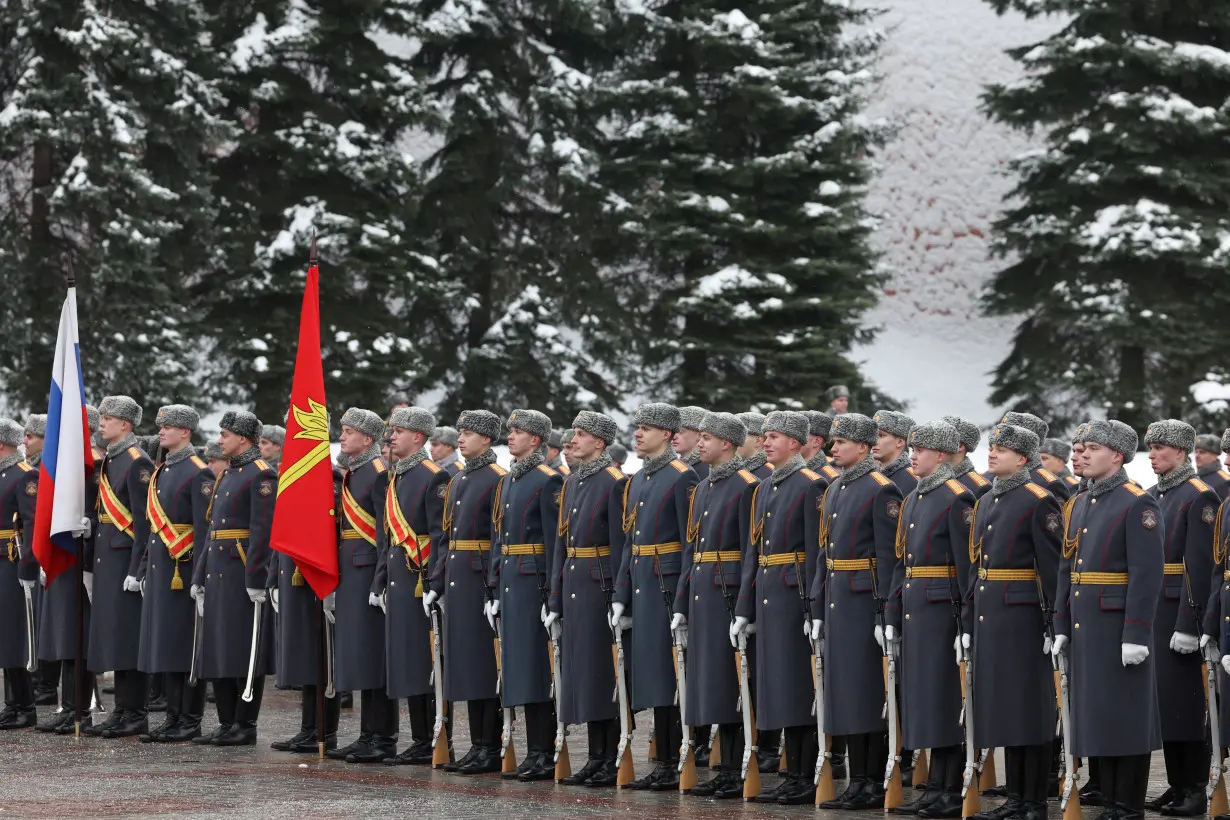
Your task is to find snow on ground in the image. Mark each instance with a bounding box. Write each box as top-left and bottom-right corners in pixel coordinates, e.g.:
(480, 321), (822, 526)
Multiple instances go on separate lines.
(855, 0), (1063, 426)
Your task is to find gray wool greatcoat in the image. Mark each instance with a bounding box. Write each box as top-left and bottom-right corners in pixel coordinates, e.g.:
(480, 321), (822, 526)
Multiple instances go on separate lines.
(1203, 498), (1230, 742)
(675, 465), (760, 727)
(487, 462), (563, 707)
(810, 467), (902, 736)
(1032, 466), (1072, 502)
(375, 458), (448, 698)
(271, 466), (342, 687)
(548, 463), (628, 725)
(39, 447), (102, 662)
(1148, 476), (1219, 742)
(955, 468), (992, 499)
(1056, 479), (1163, 756)
(0, 459), (39, 668)
(429, 458), (505, 703)
(136, 453), (214, 674)
(736, 464), (827, 732)
(192, 456), (277, 680)
(615, 458), (699, 710)
(1198, 463), (1230, 501)
(89, 443), (154, 673)
(334, 456), (389, 693)
(886, 477), (975, 750)
(965, 480), (1062, 749)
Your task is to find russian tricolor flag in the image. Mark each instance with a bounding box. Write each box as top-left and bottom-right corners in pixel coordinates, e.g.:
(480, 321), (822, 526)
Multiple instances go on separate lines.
(31, 288), (94, 584)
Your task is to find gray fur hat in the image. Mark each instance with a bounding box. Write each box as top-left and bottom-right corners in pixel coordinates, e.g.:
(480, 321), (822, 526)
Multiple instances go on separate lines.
(1039, 438), (1072, 460)
(99, 395), (142, 427)
(85, 404), (100, 433)
(390, 406), (436, 437)
(260, 424), (286, 445)
(1071, 422), (1093, 445)
(24, 414), (47, 438)
(1222, 428), (1230, 454)
(804, 411), (833, 440)
(1000, 411), (1048, 441)
(1195, 434), (1222, 455)
(737, 412), (766, 437)
(609, 442), (628, 463)
(873, 409), (915, 440)
(155, 404), (200, 432)
(456, 409), (501, 441)
(988, 423), (1040, 461)
(430, 426), (460, 448)
(340, 408), (385, 440)
(1143, 419), (1195, 453)
(561, 429), (575, 445)
(571, 410), (618, 446)
(826, 385), (850, 401)
(763, 410), (809, 445)
(700, 411), (747, 447)
(204, 441), (225, 461)
(908, 421), (960, 454)
(220, 410), (262, 443)
(678, 406), (708, 432)
(1082, 419), (1138, 459)
(547, 429), (564, 449)
(507, 409), (552, 442)
(386, 390), (410, 407)
(0, 418), (23, 448)
(941, 415), (980, 453)
(831, 413), (878, 446)
(634, 402), (681, 434)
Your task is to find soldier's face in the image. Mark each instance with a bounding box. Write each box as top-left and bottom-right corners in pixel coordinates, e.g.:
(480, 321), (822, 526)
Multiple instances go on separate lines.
(737, 434), (764, 459)
(506, 427), (539, 459)
(1195, 449), (1218, 469)
(159, 425), (190, 451)
(98, 414), (129, 443)
(1071, 442), (1088, 476)
(910, 448), (946, 478)
(829, 437), (867, 469)
(831, 396), (849, 414)
(987, 444), (1026, 478)
(673, 428), (700, 455)
(457, 429), (491, 459)
(634, 424), (671, 457)
(1083, 442), (1123, 480)
(259, 438), (282, 460)
(218, 429), (249, 458)
(696, 432), (730, 465)
(338, 425), (374, 456)
(1039, 453), (1067, 475)
(570, 429), (602, 462)
(429, 441), (451, 462)
(1147, 443), (1185, 475)
(23, 432), (43, 456)
(763, 431), (799, 465)
(389, 428), (421, 460)
(873, 430), (904, 464)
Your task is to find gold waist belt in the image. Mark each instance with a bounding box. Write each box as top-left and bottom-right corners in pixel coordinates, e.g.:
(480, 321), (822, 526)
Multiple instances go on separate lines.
(906, 566), (956, 579)
(825, 557), (874, 571)
(694, 550), (742, 564)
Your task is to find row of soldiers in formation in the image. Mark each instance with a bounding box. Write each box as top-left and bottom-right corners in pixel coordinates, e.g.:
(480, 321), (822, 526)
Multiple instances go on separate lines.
(4, 393), (1230, 820)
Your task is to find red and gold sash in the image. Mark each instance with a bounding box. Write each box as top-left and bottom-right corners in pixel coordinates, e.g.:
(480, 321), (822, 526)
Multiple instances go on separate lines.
(384, 476), (431, 583)
(146, 467), (195, 560)
(99, 470), (135, 537)
(342, 481), (378, 546)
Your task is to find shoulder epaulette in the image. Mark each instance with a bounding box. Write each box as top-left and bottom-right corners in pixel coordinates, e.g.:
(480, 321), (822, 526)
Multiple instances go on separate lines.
(1064, 475), (1080, 486)
(537, 464), (557, 477)
(254, 459), (271, 471)
(558, 463), (570, 475)
(190, 455), (207, 469)
(1023, 482), (1049, 499)
(606, 466), (625, 480)
(970, 472), (989, 487)
(870, 471), (891, 487)
(1037, 468), (1059, 483)
(1123, 483), (1147, 497)
(738, 469), (758, 484)
(1220, 470), (1230, 481)
(1190, 477), (1212, 494)
(669, 459), (688, 473)
(16, 461), (32, 472)
(92, 448), (104, 461)
(422, 459), (441, 473)
(128, 446), (143, 459)
(490, 463), (508, 477)
(907, 467), (918, 477)
(454, 458), (465, 470)
(766, 462), (775, 471)
(946, 479), (968, 496)
(822, 465), (840, 479)
(372, 458), (386, 473)
(800, 468), (820, 481)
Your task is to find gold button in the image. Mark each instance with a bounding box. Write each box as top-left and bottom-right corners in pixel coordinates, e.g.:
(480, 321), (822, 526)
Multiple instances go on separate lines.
(1078, 559), (1083, 565)
(695, 595), (699, 600)
(1075, 623), (1080, 629)
(704, 511), (708, 516)
(909, 523), (915, 529)
(905, 614), (910, 620)
(979, 615), (984, 621)
(450, 581), (455, 586)
(830, 603), (835, 609)
(987, 525), (993, 530)
(979, 585), (984, 591)
(905, 584), (910, 590)
(763, 599), (769, 605)
(571, 593), (576, 598)
(505, 587), (509, 592)
(1083, 528), (1088, 534)
(1074, 591), (1079, 597)
(1091, 498), (1097, 504)
(391, 581), (396, 587)
(635, 589), (640, 594)
(907, 554), (912, 560)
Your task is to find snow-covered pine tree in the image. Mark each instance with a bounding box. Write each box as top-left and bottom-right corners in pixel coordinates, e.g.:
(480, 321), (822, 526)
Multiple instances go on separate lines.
(593, 0), (891, 412)
(0, 0), (226, 415)
(199, 0), (438, 422)
(981, 0), (1230, 432)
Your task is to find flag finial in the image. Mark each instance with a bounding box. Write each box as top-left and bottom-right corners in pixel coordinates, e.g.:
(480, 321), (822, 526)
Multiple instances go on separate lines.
(309, 231), (317, 267)
(64, 256), (76, 288)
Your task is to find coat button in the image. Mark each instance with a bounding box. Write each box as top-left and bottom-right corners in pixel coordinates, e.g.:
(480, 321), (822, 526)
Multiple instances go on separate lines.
(391, 581), (396, 587)
(635, 589), (640, 594)
(1083, 528), (1088, 534)
(909, 523), (914, 528)
(905, 583), (911, 590)
(1077, 559), (1083, 565)
(905, 614), (910, 620)
(704, 511), (708, 516)
(979, 615), (984, 621)
(767, 512), (771, 518)
(505, 587), (509, 592)
(1075, 623), (1080, 629)
(1091, 498), (1097, 504)
(695, 595), (699, 600)
(450, 581), (455, 586)
(1074, 591), (1079, 597)
(979, 585), (984, 591)
(987, 525), (993, 530)
(571, 593), (576, 598)
(830, 603), (835, 609)
(763, 599), (768, 605)
(907, 554), (912, 560)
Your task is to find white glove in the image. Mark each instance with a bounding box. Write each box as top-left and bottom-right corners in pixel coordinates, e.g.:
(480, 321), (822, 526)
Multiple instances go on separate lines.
(39, 568), (46, 588)
(541, 604), (550, 625)
(1170, 632), (1199, 654)
(324, 591), (336, 624)
(486, 599), (500, 631)
(423, 590), (438, 618)
(271, 588), (280, 614)
(954, 633), (963, 666)
(544, 610), (561, 632)
(379, 592), (387, 614)
(1222, 655), (1230, 677)
(190, 584), (202, 601)
(139, 577), (145, 596)
(729, 615), (750, 647)
(876, 623), (897, 649)
(548, 617), (561, 640)
(810, 619), (823, 642)
(369, 592), (383, 610)
(195, 590), (203, 618)
(1202, 634), (1222, 664)
(83, 571), (94, 603)
(77, 517), (92, 538)
(1121, 642), (1149, 666)
(19, 578), (35, 591)
(123, 575), (140, 593)
(1051, 634), (1068, 657)
(247, 587), (267, 604)
(670, 613), (686, 632)
(609, 602), (631, 631)
(1042, 635), (1052, 655)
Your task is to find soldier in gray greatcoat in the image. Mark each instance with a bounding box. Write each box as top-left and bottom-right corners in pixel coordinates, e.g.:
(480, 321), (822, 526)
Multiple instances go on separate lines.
(424, 410), (506, 774)
(827, 385), (850, 416)
(0, 418), (40, 729)
(810, 413), (903, 810)
(675, 412), (758, 798)
(190, 410), (277, 746)
(884, 422), (975, 817)
(964, 424), (1063, 820)
(258, 425), (285, 470)
(87, 396), (154, 738)
(486, 409), (562, 781)
(374, 406), (449, 766)
(545, 429), (572, 476)
(324, 408), (395, 763)
(1202, 428), (1230, 820)
(546, 410), (627, 787)
(736, 412), (771, 479)
(1140, 420), (1218, 815)
(134, 405), (213, 742)
(943, 415), (992, 498)
(1039, 438), (1082, 493)
(802, 411), (834, 471)
(999, 412), (1071, 501)
(1053, 420), (1162, 820)
(429, 426), (466, 476)
(731, 411), (827, 805)
(874, 409), (918, 497)
(675, 406), (709, 481)
(613, 403), (699, 790)
(1195, 434), (1230, 500)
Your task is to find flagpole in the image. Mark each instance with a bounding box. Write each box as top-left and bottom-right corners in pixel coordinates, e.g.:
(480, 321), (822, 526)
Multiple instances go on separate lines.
(317, 600), (327, 759)
(64, 258), (85, 739)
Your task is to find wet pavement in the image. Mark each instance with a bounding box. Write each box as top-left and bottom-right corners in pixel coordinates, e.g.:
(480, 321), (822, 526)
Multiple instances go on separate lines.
(0, 680), (1177, 819)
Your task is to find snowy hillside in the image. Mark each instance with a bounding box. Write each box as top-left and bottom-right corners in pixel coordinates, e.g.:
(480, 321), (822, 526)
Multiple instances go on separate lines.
(854, 0), (1063, 426)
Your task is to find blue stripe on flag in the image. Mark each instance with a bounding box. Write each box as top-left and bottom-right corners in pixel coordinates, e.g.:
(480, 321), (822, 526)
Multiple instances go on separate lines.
(43, 379), (63, 481)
